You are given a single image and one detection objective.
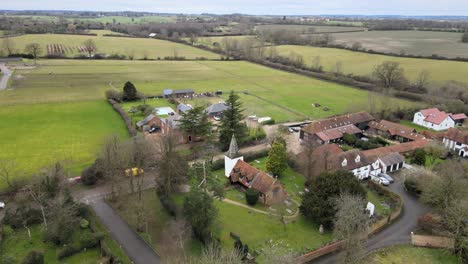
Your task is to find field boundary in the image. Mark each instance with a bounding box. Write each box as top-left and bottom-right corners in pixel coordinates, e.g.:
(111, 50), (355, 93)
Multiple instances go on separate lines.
(245, 92), (309, 120)
(108, 99), (137, 137)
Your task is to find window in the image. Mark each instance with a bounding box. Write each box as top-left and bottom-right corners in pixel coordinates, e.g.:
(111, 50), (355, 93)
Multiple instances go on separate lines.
(355, 155), (360, 163)
(342, 159), (347, 167)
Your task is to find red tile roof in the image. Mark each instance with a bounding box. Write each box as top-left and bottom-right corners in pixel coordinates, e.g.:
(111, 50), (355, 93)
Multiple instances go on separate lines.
(444, 128), (468, 144)
(451, 113), (468, 121)
(368, 120), (425, 141)
(230, 160), (278, 194)
(362, 140), (428, 156)
(315, 124), (362, 141)
(302, 112), (375, 135)
(327, 149), (375, 171)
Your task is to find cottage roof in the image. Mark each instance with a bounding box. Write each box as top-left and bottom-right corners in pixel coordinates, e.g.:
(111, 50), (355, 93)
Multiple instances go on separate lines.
(297, 144), (343, 177)
(451, 113), (468, 121)
(230, 160), (277, 194)
(369, 120), (425, 141)
(302, 112), (374, 135)
(328, 149), (374, 171)
(206, 102), (230, 114)
(444, 128), (468, 144)
(136, 114), (156, 128)
(161, 114), (182, 129)
(316, 124), (361, 141)
(362, 140), (428, 156)
(366, 152), (405, 166)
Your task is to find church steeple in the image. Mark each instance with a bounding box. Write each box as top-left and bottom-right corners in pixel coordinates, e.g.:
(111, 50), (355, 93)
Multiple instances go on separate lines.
(226, 134), (240, 159)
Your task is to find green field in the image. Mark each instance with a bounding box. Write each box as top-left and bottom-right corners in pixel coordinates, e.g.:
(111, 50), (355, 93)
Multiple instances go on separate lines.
(331, 30), (468, 59)
(271, 45), (468, 85)
(255, 24), (367, 33)
(0, 100), (128, 183)
(5, 60), (420, 122)
(362, 245), (458, 264)
(1, 225), (101, 264)
(194, 35), (256, 48)
(2, 34), (219, 59)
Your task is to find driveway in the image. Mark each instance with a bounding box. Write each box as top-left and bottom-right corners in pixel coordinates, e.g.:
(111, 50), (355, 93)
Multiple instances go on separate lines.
(90, 199), (161, 264)
(0, 63), (12, 90)
(311, 179), (429, 263)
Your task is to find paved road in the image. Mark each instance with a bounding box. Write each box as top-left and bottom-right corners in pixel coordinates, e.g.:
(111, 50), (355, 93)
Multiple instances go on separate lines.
(0, 63), (12, 90)
(90, 199), (161, 264)
(311, 179), (429, 264)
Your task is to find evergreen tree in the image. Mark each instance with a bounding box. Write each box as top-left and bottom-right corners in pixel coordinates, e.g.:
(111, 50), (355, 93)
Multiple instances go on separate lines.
(266, 141), (287, 176)
(413, 148), (427, 166)
(183, 186), (218, 243)
(123, 81), (138, 101)
(179, 106), (212, 140)
(218, 91), (248, 150)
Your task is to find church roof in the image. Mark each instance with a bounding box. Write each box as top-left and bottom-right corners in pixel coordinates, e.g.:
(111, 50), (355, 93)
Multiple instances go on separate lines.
(226, 134), (240, 159)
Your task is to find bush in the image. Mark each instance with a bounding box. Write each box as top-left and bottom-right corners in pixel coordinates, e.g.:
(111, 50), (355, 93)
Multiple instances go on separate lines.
(4, 206), (42, 229)
(261, 119), (275, 125)
(57, 245), (79, 260)
(80, 219), (90, 229)
(2, 225), (14, 238)
(81, 163), (102, 186)
(159, 196), (177, 217)
(412, 148), (427, 165)
(1, 255), (15, 264)
(245, 188), (260, 205)
(418, 213), (442, 233)
(22, 251), (44, 264)
(79, 232), (103, 249)
(404, 175), (422, 195)
(343, 133), (357, 145)
(105, 89), (122, 102)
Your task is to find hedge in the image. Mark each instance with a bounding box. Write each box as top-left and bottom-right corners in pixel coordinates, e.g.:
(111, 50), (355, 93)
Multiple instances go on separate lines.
(107, 99), (137, 137)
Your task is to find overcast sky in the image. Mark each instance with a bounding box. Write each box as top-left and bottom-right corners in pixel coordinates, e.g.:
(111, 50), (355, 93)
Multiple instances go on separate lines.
(3, 0), (467, 16)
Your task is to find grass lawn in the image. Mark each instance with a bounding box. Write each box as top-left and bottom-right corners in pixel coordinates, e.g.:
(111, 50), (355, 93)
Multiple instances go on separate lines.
(0, 100), (128, 184)
(5, 59), (420, 122)
(2, 34), (218, 60)
(367, 189), (393, 217)
(271, 45), (468, 85)
(361, 245), (458, 264)
(399, 120), (438, 133)
(331, 30), (468, 59)
(120, 98), (176, 125)
(0, 225), (101, 264)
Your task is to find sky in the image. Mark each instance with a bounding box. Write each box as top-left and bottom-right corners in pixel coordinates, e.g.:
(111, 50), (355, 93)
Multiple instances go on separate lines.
(2, 0), (467, 16)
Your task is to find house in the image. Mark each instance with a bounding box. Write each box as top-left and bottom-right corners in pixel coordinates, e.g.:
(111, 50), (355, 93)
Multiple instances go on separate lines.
(148, 33), (158, 37)
(327, 149), (380, 180)
(136, 114), (159, 131)
(300, 112), (375, 146)
(368, 120), (426, 142)
(443, 128), (468, 158)
(177, 103), (192, 114)
(163, 89), (195, 99)
(413, 108), (467, 131)
(365, 152), (406, 176)
(205, 102), (230, 119)
(224, 135), (286, 205)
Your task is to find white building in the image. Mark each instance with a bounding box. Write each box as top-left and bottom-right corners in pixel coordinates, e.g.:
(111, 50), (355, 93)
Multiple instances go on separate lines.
(443, 128), (468, 158)
(413, 108), (466, 131)
(224, 135), (244, 177)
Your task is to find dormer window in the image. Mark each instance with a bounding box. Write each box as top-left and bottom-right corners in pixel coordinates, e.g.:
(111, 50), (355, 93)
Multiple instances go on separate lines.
(355, 155), (360, 163)
(342, 159), (347, 167)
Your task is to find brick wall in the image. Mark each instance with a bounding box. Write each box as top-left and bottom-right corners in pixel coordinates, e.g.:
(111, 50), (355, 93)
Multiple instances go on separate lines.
(411, 234), (455, 249)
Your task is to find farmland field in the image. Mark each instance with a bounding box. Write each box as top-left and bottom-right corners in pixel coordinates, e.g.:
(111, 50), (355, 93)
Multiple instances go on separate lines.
(2, 34), (219, 59)
(255, 24), (367, 33)
(331, 30), (468, 59)
(193, 35), (256, 48)
(5, 15), (176, 24)
(0, 100), (128, 186)
(5, 60), (420, 121)
(271, 45), (468, 85)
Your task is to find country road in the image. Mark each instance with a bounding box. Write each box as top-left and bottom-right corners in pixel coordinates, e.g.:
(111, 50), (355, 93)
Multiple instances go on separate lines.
(311, 179), (430, 263)
(0, 63), (12, 90)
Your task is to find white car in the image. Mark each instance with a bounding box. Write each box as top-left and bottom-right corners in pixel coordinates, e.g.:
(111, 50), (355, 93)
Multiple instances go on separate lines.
(379, 177), (390, 186)
(0, 202), (5, 209)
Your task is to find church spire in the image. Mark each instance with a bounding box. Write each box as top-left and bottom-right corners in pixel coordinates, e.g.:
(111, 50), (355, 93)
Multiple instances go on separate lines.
(226, 134), (239, 159)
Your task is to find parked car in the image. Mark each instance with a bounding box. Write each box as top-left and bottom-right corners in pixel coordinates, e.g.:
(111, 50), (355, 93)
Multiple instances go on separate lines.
(378, 173), (394, 183)
(149, 126), (160, 134)
(288, 127), (294, 133)
(291, 127), (300, 132)
(0, 202), (5, 209)
(213, 116), (221, 121)
(379, 177), (390, 186)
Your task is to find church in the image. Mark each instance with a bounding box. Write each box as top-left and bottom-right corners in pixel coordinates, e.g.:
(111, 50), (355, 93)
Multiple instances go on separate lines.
(224, 135), (286, 205)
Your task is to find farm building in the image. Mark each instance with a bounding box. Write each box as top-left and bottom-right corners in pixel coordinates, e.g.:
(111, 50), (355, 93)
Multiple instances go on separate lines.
(443, 128), (468, 158)
(136, 114), (159, 131)
(163, 89), (195, 99)
(300, 112), (375, 146)
(225, 135), (286, 205)
(177, 103), (192, 114)
(367, 120), (426, 142)
(362, 140), (428, 156)
(413, 108), (467, 131)
(205, 102), (230, 119)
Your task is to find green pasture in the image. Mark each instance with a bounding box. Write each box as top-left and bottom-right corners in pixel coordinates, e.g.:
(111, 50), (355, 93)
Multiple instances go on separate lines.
(2, 34), (219, 59)
(361, 245), (458, 264)
(0, 100), (128, 183)
(271, 45), (468, 86)
(5, 60), (420, 122)
(193, 35), (256, 48)
(254, 24), (367, 33)
(331, 30), (468, 59)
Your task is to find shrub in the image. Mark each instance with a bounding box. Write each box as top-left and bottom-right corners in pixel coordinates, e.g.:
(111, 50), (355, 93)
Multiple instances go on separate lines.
(105, 89), (122, 102)
(343, 133), (357, 145)
(80, 219), (90, 229)
(418, 213), (442, 234)
(57, 245), (79, 260)
(81, 163), (102, 186)
(245, 188), (260, 205)
(4, 206), (42, 229)
(159, 196), (177, 217)
(1, 255), (15, 264)
(261, 119), (275, 125)
(412, 148), (427, 165)
(2, 225), (14, 238)
(79, 232), (103, 249)
(22, 251), (44, 264)
(404, 175), (422, 196)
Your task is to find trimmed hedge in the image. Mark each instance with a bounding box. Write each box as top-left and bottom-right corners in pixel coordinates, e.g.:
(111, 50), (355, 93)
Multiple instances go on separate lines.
(107, 99), (137, 137)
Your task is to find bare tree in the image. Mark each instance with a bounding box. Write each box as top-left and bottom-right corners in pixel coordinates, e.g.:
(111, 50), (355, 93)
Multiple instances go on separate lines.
(333, 193), (369, 264)
(332, 61), (343, 75)
(82, 39), (97, 58)
(372, 61), (406, 88)
(159, 219), (191, 263)
(25, 43), (42, 64)
(414, 70), (431, 90)
(2, 38), (14, 55)
(153, 133), (188, 196)
(191, 244), (243, 264)
(0, 159), (18, 190)
(98, 134), (125, 200)
(312, 56), (322, 71)
(424, 141), (448, 165)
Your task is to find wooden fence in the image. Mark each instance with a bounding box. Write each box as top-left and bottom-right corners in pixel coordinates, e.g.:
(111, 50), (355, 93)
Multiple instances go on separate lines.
(411, 233), (455, 249)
